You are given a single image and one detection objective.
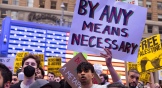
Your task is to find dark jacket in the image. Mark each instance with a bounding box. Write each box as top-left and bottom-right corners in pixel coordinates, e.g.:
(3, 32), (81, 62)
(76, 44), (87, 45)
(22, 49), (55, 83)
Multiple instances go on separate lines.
(10, 81), (22, 88)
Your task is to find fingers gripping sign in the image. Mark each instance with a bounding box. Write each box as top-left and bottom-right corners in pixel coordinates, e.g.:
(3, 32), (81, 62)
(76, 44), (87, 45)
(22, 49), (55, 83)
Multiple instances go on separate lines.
(100, 48), (112, 66)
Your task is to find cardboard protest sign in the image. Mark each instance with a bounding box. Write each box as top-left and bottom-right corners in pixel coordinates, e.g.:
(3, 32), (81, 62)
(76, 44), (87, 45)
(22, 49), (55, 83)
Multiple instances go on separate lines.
(137, 34), (162, 73)
(0, 57), (15, 73)
(14, 52), (29, 73)
(127, 62), (137, 71)
(59, 53), (101, 88)
(139, 73), (150, 84)
(35, 54), (44, 69)
(67, 0), (147, 63)
(48, 57), (62, 76)
(116, 0), (138, 5)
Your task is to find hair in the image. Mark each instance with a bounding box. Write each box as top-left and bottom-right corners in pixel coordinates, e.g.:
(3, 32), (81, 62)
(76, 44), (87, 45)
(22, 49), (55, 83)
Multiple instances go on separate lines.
(77, 62), (94, 74)
(128, 69), (140, 75)
(22, 54), (41, 68)
(55, 75), (61, 80)
(48, 72), (55, 76)
(12, 74), (18, 77)
(107, 82), (127, 88)
(39, 67), (44, 77)
(100, 74), (109, 82)
(0, 63), (12, 84)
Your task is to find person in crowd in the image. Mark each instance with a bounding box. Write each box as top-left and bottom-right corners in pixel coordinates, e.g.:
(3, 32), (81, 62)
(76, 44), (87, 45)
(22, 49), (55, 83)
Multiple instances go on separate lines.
(99, 73), (110, 85)
(11, 74), (19, 85)
(29, 79), (60, 88)
(35, 67), (44, 80)
(59, 79), (65, 88)
(144, 85), (150, 88)
(0, 63), (12, 88)
(10, 54), (41, 88)
(128, 69), (140, 88)
(47, 72), (55, 82)
(155, 83), (160, 88)
(146, 82), (151, 87)
(107, 82), (127, 88)
(77, 48), (122, 88)
(137, 81), (144, 88)
(54, 76), (61, 83)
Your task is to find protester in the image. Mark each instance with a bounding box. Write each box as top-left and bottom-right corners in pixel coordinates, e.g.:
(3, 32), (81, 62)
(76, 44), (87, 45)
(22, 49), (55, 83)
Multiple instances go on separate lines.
(54, 76), (61, 83)
(137, 81), (144, 88)
(29, 79), (60, 88)
(77, 48), (122, 88)
(128, 69), (140, 88)
(146, 82), (151, 87)
(107, 82), (127, 88)
(11, 74), (19, 85)
(10, 54), (40, 88)
(99, 73), (110, 85)
(0, 63), (12, 88)
(47, 72), (55, 82)
(35, 67), (44, 80)
(59, 79), (65, 88)
(144, 85), (150, 88)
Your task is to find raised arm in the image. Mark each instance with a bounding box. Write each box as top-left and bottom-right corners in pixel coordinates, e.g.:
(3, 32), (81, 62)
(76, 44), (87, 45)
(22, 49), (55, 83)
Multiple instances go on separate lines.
(100, 48), (121, 82)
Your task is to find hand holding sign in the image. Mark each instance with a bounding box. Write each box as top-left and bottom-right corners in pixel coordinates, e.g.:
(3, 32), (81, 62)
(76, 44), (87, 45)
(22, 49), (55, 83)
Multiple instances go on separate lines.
(100, 48), (112, 66)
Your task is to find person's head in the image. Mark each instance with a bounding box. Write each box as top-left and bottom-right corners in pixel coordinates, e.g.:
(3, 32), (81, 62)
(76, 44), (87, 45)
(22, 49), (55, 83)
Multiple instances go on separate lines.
(11, 74), (19, 85)
(21, 54), (41, 78)
(35, 67), (44, 80)
(54, 76), (61, 83)
(144, 85), (150, 88)
(0, 63), (12, 88)
(77, 62), (94, 85)
(137, 81), (144, 88)
(107, 82), (127, 88)
(128, 69), (140, 88)
(48, 72), (55, 82)
(99, 74), (109, 85)
(155, 83), (160, 88)
(146, 82), (151, 87)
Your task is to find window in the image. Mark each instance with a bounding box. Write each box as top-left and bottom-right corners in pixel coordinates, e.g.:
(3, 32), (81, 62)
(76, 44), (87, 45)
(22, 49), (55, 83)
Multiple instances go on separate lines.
(11, 11), (17, 20)
(158, 14), (162, 21)
(138, 0), (143, 7)
(13, 0), (19, 5)
(27, 0), (33, 7)
(2, 0), (8, 4)
(1, 10), (7, 19)
(51, 1), (57, 9)
(147, 13), (152, 20)
(64, 3), (68, 11)
(148, 25), (153, 33)
(157, 2), (162, 9)
(39, 0), (45, 8)
(146, 1), (151, 8)
(159, 26), (162, 34)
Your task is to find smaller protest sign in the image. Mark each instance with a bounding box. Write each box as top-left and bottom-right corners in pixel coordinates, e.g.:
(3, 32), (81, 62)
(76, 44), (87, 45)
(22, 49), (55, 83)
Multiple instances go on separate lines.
(35, 54), (44, 69)
(0, 57), (15, 73)
(127, 62), (137, 71)
(14, 52), (29, 73)
(139, 73), (150, 84)
(137, 34), (162, 73)
(59, 53), (101, 88)
(48, 57), (62, 76)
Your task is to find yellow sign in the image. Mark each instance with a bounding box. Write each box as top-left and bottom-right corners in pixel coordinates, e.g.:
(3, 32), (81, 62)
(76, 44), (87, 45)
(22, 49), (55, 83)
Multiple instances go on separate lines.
(14, 52), (29, 73)
(48, 57), (62, 76)
(139, 73), (150, 84)
(137, 34), (162, 73)
(127, 62), (137, 71)
(35, 54), (44, 69)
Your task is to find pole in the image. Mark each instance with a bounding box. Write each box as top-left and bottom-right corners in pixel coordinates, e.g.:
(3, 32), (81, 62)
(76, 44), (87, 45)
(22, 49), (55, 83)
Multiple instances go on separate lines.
(60, 5), (64, 26)
(125, 61), (129, 87)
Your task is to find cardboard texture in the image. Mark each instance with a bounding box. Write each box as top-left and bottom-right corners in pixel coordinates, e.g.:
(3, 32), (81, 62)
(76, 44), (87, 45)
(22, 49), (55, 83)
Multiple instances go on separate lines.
(59, 53), (101, 88)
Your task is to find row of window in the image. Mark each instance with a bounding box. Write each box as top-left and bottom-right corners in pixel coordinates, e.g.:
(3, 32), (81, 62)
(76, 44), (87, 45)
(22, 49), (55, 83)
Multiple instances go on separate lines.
(147, 13), (162, 21)
(2, 0), (68, 10)
(138, 0), (162, 9)
(147, 26), (162, 34)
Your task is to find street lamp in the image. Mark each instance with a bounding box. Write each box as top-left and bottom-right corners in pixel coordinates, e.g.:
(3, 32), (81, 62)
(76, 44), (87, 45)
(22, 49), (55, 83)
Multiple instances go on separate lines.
(60, 3), (65, 26)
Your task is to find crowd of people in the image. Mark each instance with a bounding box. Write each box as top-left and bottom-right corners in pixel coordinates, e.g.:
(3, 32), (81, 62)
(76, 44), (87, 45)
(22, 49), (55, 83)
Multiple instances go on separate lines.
(0, 48), (161, 88)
